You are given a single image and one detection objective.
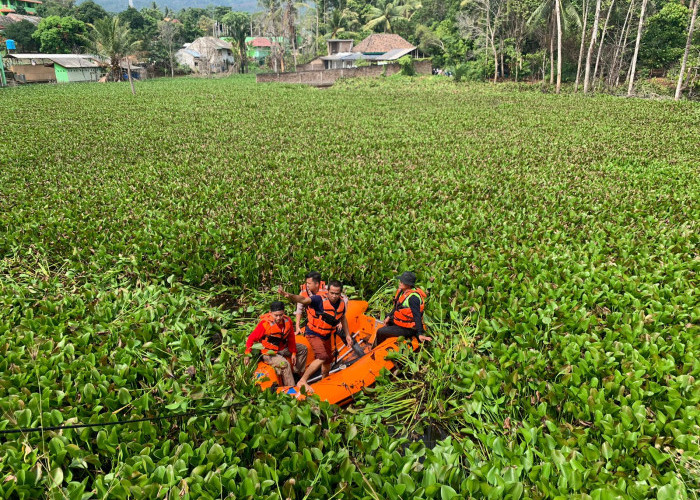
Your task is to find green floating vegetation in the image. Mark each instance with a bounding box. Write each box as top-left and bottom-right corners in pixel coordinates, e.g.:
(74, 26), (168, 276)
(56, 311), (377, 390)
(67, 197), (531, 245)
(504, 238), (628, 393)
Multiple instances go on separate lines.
(0, 75), (698, 498)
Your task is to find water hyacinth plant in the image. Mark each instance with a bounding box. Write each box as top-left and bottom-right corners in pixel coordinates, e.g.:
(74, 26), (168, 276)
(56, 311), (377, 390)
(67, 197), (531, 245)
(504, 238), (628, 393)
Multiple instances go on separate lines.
(1, 75), (699, 498)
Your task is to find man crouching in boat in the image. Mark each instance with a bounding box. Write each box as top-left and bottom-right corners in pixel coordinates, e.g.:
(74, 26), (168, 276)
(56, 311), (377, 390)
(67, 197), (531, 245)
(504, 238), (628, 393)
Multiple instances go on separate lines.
(279, 281), (352, 394)
(244, 301), (308, 387)
(375, 272), (433, 346)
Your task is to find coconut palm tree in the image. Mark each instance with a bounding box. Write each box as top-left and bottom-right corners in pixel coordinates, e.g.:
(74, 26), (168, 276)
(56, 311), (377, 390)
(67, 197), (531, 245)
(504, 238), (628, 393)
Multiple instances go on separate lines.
(398, 0), (423, 19)
(324, 8), (352, 38)
(528, 0), (581, 92)
(90, 17), (141, 95)
(364, 1), (404, 33)
(627, 0), (648, 96)
(460, 0), (506, 84)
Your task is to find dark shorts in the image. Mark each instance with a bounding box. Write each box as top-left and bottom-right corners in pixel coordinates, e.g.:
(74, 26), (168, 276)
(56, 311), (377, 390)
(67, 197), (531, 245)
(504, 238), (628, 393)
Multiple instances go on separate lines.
(307, 335), (333, 363)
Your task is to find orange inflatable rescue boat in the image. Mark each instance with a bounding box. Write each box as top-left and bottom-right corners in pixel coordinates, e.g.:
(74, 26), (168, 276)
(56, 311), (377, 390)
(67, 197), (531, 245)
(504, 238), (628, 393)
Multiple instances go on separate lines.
(253, 300), (418, 406)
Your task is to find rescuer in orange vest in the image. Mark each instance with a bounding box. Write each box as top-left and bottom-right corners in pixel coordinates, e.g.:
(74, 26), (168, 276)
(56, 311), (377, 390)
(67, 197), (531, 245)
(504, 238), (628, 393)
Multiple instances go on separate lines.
(279, 280), (352, 394)
(295, 271), (327, 335)
(244, 301), (308, 386)
(375, 272), (432, 346)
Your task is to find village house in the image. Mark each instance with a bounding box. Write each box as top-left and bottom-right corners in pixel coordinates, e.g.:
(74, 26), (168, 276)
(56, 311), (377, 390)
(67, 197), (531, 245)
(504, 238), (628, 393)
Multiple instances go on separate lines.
(245, 36), (271, 63)
(300, 34), (420, 71)
(0, 0), (41, 16)
(4, 53), (147, 84)
(5, 54), (103, 83)
(175, 37), (234, 74)
(258, 32), (431, 86)
(0, 12), (40, 33)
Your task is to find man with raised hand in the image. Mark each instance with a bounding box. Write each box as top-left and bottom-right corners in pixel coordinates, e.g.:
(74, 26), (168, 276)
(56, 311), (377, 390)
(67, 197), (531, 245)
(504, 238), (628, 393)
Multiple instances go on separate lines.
(279, 280), (352, 394)
(244, 301), (308, 386)
(295, 271), (326, 335)
(375, 272), (432, 346)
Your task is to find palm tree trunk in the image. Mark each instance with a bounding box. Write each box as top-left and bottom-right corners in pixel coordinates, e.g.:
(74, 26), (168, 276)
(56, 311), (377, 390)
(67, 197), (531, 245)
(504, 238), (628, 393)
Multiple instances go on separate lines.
(675, 0), (699, 100)
(576, 0), (590, 92)
(550, 18), (555, 85)
(493, 31), (499, 83)
(593, 0), (615, 87)
(542, 50), (546, 81)
(556, 0), (563, 93)
(627, 0), (648, 96)
(169, 42), (174, 78)
(584, 0), (603, 93)
(127, 58), (135, 96)
(500, 40), (504, 78)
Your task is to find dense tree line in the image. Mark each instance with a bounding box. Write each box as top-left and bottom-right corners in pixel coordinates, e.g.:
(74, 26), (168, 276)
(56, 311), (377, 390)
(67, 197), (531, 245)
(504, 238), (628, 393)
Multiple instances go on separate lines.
(4, 0), (698, 95)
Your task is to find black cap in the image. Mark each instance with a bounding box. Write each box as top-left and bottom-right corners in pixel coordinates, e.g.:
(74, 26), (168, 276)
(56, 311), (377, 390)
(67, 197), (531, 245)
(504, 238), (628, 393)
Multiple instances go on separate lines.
(270, 301), (285, 312)
(396, 271), (416, 286)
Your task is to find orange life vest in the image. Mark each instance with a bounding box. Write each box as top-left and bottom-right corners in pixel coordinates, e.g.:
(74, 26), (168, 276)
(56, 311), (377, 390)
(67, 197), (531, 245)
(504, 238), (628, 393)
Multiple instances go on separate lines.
(392, 288), (427, 330)
(300, 281), (327, 299)
(307, 296), (345, 340)
(259, 312), (294, 352)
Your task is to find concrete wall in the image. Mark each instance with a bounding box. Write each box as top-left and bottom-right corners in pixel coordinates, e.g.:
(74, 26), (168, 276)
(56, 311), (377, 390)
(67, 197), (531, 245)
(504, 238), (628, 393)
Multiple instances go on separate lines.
(9, 63), (55, 83)
(257, 59), (432, 87)
(54, 64), (69, 83)
(67, 67), (101, 83)
(297, 58), (324, 72)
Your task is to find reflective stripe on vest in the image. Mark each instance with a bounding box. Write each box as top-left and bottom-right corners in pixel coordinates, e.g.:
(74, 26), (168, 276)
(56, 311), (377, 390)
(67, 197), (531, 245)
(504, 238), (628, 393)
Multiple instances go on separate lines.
(259, 313), (294, 351)
(307, 296), (345, 340)
(393, 288), (426, 330)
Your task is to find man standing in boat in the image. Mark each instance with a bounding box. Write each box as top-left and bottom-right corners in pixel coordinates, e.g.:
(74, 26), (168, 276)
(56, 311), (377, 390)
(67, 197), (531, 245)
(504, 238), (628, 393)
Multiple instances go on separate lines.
(375, 272), (432, 346)
(244, 301), (308, 386)
(295, 271), (326, 335)
(279, 281), (353, 394)
(295, 271), (348, 335)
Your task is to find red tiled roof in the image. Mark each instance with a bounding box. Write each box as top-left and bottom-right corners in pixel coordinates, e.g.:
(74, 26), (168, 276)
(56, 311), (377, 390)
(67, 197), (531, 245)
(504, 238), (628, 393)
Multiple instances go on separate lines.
(23, 0), (43, 4)
(250, 37), (271, 48)
(1, 8), (15, 12)
(352, 34), (415, 54)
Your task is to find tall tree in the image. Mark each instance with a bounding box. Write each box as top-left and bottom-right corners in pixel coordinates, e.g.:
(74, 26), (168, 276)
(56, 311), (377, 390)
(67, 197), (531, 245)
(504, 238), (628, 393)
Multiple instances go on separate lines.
(555, 0), (562, 92)
(575, 0), (589, 91)
(36, 0), (75, 18)
(283, 0), (297, 65)
(90, 17), (141, 94)
(592, 0), (615, 86)
(627, 0), (648, 96)
(608, 0), (634, 87)
(157, 19), (181, 78)
(528, 0), (580, 89)
(364, 1), (404, 33)
(3, 20), (40, 52)
(675, 0), (699, 100)
(461, 0), (505, 83)
(222, 11), (252, 73)
(583, 0), (602, 93)
(640, 2), (692, 73)
(325, 7), (350, 37)
(74, 0), (108, 25)
(32, 16), (88, 53)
